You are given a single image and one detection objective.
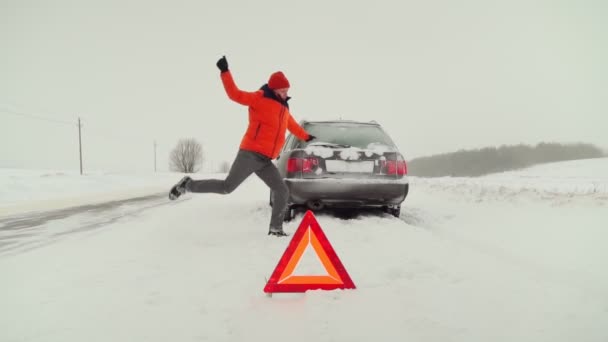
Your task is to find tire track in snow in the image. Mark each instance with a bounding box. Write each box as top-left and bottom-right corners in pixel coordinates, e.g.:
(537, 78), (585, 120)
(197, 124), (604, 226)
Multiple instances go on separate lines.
(398, 205), (449, 229)
(250, 201), (439, 231)
(0, 194), (188, 257)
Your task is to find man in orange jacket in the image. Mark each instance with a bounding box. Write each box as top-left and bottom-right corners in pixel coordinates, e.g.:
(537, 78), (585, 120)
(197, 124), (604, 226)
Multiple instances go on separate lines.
(169, 56), (315, 236)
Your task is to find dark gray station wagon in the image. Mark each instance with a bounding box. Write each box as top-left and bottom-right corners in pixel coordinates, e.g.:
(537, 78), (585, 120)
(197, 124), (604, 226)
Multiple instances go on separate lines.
(271, 120), (409, 221)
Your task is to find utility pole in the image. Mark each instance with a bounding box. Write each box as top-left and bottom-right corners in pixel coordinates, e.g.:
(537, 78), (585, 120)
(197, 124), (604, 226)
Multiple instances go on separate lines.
(78, 117), (83, 175)
(154, 140), (157, 172)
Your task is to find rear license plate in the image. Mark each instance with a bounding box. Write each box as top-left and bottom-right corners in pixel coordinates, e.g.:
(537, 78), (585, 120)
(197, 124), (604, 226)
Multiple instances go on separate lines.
(325, 160), (374, 173)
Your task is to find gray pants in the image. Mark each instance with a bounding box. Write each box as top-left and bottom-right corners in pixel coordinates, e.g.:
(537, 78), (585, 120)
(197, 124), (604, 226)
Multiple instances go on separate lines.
(186, 149), (289, 230)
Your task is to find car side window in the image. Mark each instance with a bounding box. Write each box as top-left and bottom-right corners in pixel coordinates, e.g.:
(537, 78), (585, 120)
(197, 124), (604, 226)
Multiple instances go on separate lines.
(283, 134), (296, 152)
(284, 123), (310, 151)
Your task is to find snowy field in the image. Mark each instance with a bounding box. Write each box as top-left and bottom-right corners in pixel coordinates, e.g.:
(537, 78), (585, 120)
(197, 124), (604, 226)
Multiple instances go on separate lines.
(0, 168), (191, 216)
(1, 158), (607, 342)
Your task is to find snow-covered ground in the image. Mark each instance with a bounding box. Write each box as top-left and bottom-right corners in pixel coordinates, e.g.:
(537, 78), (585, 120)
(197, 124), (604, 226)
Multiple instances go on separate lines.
(1, 158), (607, 342)
(0, 168), (197, 216)
(414, 158), (608, 205)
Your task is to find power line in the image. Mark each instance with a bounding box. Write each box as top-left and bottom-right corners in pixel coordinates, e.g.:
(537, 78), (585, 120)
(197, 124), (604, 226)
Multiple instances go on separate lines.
(1, 106), (168, 172)
(0, 108), (75, 126)
(1, 108), (140, 143)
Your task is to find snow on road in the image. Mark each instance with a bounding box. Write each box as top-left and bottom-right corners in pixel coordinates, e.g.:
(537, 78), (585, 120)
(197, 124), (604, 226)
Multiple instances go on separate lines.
(0, 159), (607, 342)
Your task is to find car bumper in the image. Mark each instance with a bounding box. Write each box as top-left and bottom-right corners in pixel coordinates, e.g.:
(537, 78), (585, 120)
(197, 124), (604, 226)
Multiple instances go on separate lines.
(285, 177), (409, 207)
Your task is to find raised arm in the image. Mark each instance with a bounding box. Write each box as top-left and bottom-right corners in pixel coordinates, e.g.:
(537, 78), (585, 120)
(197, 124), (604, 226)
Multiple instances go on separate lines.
(216, 55), (259, 106)
(220, 71), (260, 106)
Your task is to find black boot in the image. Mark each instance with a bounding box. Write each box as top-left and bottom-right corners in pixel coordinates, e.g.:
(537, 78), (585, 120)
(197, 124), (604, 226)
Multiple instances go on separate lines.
(169, 176), (192, 200)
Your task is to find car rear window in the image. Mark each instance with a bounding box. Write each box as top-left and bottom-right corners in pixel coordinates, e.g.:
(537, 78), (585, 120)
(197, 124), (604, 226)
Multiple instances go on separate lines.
(296, 123), (396, 149)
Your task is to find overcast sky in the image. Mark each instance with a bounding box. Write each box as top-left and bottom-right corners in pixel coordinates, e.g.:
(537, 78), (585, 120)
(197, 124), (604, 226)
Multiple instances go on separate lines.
(1, 0), (607, 173)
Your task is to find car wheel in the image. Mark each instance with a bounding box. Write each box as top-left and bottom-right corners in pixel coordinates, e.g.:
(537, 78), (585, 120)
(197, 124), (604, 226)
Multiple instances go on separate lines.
(390, 206), (401, 218)
(284, 206), (295, 222)
(384, 205), (401, 218)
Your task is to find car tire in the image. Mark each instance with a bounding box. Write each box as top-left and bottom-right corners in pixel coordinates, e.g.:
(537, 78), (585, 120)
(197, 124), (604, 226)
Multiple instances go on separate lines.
(384, 205), (401, 218)
(390, 206), (401, 218)
(284, 206), (295, 222)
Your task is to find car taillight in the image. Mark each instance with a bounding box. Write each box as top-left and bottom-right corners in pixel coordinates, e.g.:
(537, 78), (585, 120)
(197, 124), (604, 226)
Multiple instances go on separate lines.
(287, 157), (319, 173)
(380, 160), (407, 175)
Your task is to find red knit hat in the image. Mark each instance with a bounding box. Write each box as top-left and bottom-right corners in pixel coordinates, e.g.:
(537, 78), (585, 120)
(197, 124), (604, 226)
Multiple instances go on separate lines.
(268, 71), (290, 90)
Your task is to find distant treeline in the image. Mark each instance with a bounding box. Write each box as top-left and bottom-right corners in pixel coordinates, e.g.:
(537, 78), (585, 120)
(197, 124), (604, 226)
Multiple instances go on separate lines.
(407, 142), (606, 177)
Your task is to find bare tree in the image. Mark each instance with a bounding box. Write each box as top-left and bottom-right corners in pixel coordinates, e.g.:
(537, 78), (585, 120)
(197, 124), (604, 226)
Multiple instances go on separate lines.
(169, 138), (203, 173)
(218, 161), (231, 173)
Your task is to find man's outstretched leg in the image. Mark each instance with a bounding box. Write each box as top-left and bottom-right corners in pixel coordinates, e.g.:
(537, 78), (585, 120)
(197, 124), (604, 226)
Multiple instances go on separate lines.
(256, 163), (289, 236)
(168, 150), (258, 200)
(183, 150), (268, 196)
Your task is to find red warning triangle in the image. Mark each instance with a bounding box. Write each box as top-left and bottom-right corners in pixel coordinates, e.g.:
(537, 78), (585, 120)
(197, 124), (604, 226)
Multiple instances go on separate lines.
(264, 210), (356, 293)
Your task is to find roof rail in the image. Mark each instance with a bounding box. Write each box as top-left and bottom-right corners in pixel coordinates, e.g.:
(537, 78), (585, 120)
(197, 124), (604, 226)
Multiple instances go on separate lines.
(300, 119), (380, 125)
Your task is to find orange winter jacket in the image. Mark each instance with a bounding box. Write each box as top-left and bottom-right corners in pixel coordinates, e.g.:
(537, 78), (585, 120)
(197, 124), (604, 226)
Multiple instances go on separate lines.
(220, 71), (310, 159)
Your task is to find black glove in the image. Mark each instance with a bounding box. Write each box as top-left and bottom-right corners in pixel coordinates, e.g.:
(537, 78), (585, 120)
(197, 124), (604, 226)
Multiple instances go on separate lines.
(306, 134), (316, 142)
(216, 55), (229, 73)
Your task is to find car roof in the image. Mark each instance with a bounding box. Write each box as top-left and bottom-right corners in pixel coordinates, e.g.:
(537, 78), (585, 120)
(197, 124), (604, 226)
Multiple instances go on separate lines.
(301, 119), (381, 126)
